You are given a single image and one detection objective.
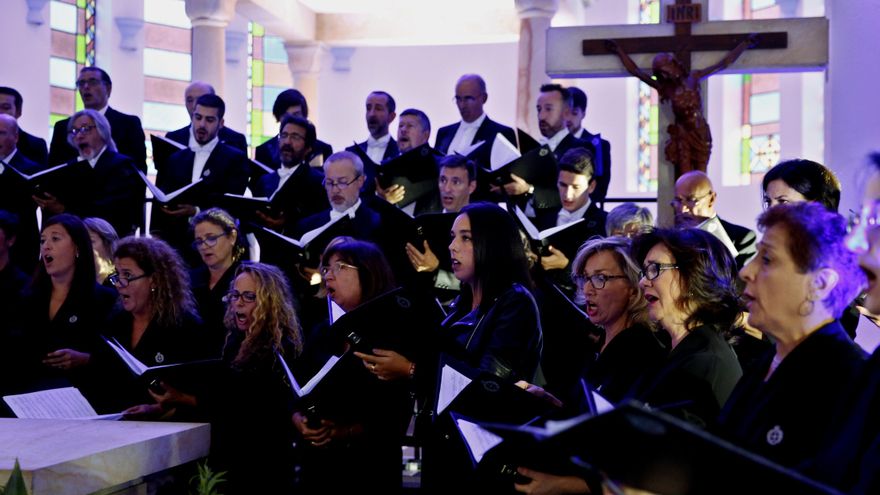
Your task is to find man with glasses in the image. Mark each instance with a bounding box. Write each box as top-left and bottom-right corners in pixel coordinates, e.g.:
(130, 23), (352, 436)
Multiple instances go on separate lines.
(434, 74), (516, 168)
(151, 94), (249, 260)
(672, 170), (756, 269)
(48, 67), (146, 170)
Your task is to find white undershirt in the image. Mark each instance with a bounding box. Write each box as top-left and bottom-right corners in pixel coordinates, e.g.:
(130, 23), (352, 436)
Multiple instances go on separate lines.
(448, 112), (487, 155)
(190, 135), (219, 182)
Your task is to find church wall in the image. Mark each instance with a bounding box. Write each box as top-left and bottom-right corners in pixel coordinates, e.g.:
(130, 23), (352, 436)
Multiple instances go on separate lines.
(1, 1), (52, 139)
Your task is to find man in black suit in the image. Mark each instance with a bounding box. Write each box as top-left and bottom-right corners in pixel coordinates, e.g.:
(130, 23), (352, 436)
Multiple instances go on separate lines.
(346, 91), (399, 164)
(255, 89), (333, 169)
(0, 87), (48, 166)
(151, 94), (249, 258)
(566, 86), (611, 204)
(48, 67), (146, 169)
(251, 115), (328, 233)
(35, 109), (143, 237)
(434, 74), (516, 157)
(534, 148), (607, 295)
(0, 114), (42, 272)
(165, 81), (248, 153)
(673, 170), (757, 269)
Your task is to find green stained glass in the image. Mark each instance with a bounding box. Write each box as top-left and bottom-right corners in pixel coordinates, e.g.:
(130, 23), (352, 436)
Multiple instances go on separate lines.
(49, 113), (69, 127)
(253, 23), (265, 37)
(75, 92), (84, 111)
(649, 106), (659, 144)
(76, 34), (85, 63)
(649, 2), (660, 22)
(252, 60), (264, 87)
(77, 0), (85, 7)
(251, 110), (263, 137)
(741, 137), (751, 174)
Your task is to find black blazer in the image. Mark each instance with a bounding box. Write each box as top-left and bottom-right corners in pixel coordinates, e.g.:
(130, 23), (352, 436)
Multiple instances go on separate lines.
(151, 142), (249, 255)
(628, 325), (742, 428)
(718, 216), (758, 269)
(1, 151), (42, 272)
(251, 162), (328, 228)
(54, 150), (145, 236)
(575, 129), (612, 203)
(255, 136), (333, 170)
(345, 137), (400, 163)
(716, 321), (866, 468)
(294, 202), (383, 245)
(346, 137), (400, 197)
(586, 323), (668, 404)
(434, 116), (517, 158)
(49, 107), (147, 168)
(166, 125), (248, 154)
(17, 129), (48, 166)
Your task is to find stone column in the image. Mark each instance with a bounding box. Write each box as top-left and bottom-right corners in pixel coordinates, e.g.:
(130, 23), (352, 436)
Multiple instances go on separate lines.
(826, 0), (880, 215)
(285, 42), (322, 126)
(514, 0), (558, 138)
(185, 0), (237, 95)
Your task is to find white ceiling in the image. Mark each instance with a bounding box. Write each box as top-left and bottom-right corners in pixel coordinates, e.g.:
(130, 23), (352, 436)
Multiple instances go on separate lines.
(299, 0), (515, 14)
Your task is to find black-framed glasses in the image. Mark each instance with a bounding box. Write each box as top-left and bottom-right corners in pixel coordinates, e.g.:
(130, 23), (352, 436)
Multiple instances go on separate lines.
(192, 232), (228, 250)
(322, 175), (361, 190)
(639, 262), (679, 281)
(279, 132), (305, 142)
(75, 77), (104, 89)
(109, 271), (150, 288)
(319, 261), (359, 277)
(69, 125), (95, 137)
(224, 290), (257, 303)
(574, 273), (628, 290)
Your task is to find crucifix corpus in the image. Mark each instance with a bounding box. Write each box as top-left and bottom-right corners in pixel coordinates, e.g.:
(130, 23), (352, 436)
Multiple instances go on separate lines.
(546, 0), (828, 225)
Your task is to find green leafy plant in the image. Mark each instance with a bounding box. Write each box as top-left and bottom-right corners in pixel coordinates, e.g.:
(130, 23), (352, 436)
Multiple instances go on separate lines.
(0, 459), (28, 495)
(189, 460), (226, 495)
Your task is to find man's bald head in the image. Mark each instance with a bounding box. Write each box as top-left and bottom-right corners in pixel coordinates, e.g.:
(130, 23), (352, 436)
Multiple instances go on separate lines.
(673, 171), (717, 227)
(0, 114), (19, 159)
(185, 81), (216, 118)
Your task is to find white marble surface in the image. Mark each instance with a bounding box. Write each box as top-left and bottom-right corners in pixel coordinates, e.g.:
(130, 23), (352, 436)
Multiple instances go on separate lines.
(0, 419), (210, 495)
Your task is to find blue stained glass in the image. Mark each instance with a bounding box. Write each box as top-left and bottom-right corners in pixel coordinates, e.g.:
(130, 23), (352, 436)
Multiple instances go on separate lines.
(749, 92), (781, 125)
(263, 36), (288, 63)
(50, 57), (78, 89)
(143, 48), (192, 81)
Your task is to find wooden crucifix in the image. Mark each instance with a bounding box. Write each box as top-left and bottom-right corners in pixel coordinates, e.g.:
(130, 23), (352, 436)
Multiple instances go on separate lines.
(546, 0), (828, 225)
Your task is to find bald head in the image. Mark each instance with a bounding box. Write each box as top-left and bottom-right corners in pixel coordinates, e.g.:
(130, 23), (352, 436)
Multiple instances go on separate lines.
(673, 171), (717, 227)
(455, 74), (488, 123)
(0, 114), (19, 159)
(185, 81), (216, 118)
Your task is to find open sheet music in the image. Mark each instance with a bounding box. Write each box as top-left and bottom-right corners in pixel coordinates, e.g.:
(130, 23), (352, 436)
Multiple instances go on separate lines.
(276, 350), (343, 398)
(3, 387), (122, 420)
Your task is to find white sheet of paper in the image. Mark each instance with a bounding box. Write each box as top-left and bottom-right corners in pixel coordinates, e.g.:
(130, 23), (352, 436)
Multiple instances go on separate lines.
(456, 418), (504, 464)
(437, 364), (472, 415)
(594, 390), (614, 415)
(328, 297), (346, 324)
(103, 336), (148, 375)
(4, 387), (99, 419)
(490, 133), (521, 171)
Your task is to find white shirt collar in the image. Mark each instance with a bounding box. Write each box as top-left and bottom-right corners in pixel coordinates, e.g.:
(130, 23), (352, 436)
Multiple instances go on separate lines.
(277, 163), (299, 179)
(0, 149), (17, 170)
(191, 135), (220, 154)
(84, 145), (107, 168)
(558, 199), (591, 226)
(460, 112), (487, 130)
(330, 198), (362, 221)
(367, 134), (391, 147)
(541, 128), (569, 152)
(95, 105), (108, 116)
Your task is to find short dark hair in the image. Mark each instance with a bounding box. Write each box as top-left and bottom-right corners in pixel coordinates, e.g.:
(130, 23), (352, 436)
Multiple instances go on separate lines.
(0, 87), (23, 113)
(459, 202), (533, 307)
(558, 147), (595, 179)
(272, 89), (308, 121)
(439, 154), (476, 182)
(0, 210), (20, 239)
(81, 66), (112, 86)
(762, 159), (841, 212)
(632, 228), (742, 333)
(758, 202), (864, 318)
(369, 91), (396, 114)
(568, 86), (587, 112)
(321, 239), (396, 305)
(194, 93), (226, 120)
(279, 114), (317, 149)
(400, 108), (431, 134)
(540, 83), (570, 102)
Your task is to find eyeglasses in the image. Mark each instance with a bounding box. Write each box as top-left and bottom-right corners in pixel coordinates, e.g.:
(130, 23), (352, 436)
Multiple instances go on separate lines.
(192, 232), (228, 250)
(319, 261), (359, 277)
(69, 125), (95, 137)
(639, 262), (679, 281)
(75, 77), (104, 89)
(670, 192), (711, 208)
(279, 132), (305, 142)
(847, 204), (880, 233)
(109, 271), (150, 288)
(574, 273), (628, 290)
(322, 175), (361, 190)
(224, 290), (257, 303)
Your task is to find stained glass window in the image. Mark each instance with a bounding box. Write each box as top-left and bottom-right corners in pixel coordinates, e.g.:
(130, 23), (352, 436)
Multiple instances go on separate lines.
(636, 0), (660, 192)
(740, 0), (782, 178)
(49, 0), (96, 136)
(142, 0), (192, 171)
(247, 22), (293, 154)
